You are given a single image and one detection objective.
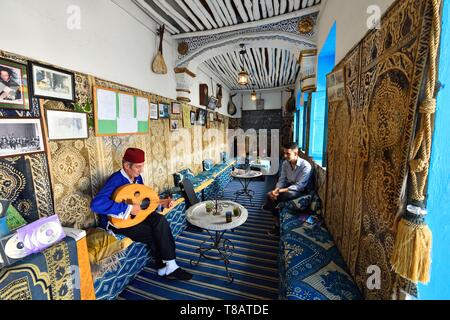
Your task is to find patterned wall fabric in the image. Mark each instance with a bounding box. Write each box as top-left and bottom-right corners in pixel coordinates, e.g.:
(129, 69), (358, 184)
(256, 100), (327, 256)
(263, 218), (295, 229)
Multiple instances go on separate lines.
(324, 0), (434, 299)
(0, 51), (229, 230)
(0, 237), (80, 300)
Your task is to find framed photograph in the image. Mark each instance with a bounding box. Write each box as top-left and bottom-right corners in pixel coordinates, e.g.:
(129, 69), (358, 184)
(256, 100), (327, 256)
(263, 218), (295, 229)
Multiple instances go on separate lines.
(327, 67), (346, 103)
(190, 111), (196, 126)
(0, 118), (45, 158)
(45, 109), (88, 141)
(207, 96), (218, 110)
(170, 118), (179, 131)
(150, 103), (159, 120)
(0, 58), (30, 110)
(197, 109), (207, 126)
(171, 102), (181, 114)
(29, 62), (75, 102)
(158, 103), (170, 119)
(209, 112), (215, 122)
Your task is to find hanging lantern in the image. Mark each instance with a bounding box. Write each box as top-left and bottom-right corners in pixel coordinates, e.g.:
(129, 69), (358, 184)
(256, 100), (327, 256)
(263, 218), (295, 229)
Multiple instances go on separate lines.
(238, 70), (249, 86)
(251, 89), (257, 101)
(238, 44), (249, 86)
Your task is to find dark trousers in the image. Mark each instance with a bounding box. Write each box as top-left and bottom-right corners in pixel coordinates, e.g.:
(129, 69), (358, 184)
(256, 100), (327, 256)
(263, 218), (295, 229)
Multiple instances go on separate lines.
(264, 190), (304, 217)
(111, 213), (176, 263)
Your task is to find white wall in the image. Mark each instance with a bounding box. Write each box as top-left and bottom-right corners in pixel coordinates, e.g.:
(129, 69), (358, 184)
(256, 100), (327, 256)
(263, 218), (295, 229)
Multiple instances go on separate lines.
(316, 0), (395, 63)
(1, 0), (234, 115)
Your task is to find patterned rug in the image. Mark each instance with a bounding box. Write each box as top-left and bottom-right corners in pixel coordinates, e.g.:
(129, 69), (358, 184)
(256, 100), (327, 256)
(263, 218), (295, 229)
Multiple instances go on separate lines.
(118, 178), (279, 300)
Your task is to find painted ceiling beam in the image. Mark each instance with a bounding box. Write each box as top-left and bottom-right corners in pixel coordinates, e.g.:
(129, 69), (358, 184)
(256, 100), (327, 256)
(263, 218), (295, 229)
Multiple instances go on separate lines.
(245, 48), (264, 88)
(273, 0), (280, 15)
(243, 0), (254, 21)
(210, 57), (235, 87)
(253, 0), (261, 20)
(206, 0), (225, 27)
(260, 0), (268, 19)
(174, 0), (205, 31)
(288, 0), (295, 12)
(232, 84), (294, 93)
(132, 0), (180, 34)
(269, 48), (276, 85)
(153, 0), (194, 32)
(225, 0), (239, 24)
(233, 0), (249, 23)
(213, 0), (232, 26)
(265, 0), (274, 17)
(213, 0), (234, 25)
(184, 0), (214, 29)
(171, 3), (320, 39)
(203, 61), (235, 89)
(193, 0), (219, 28)
(249, 48), (264, 87)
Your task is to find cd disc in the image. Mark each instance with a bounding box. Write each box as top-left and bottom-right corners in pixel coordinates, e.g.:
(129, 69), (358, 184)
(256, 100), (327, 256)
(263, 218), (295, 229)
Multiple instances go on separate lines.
(4, 234), (28, 259)
(36, 222), (63, 245)
(23, 233), (32, 250)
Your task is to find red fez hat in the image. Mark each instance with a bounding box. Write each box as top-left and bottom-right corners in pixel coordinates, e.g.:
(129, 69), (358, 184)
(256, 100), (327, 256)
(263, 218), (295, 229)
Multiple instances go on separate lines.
(123, 148), (145, 163)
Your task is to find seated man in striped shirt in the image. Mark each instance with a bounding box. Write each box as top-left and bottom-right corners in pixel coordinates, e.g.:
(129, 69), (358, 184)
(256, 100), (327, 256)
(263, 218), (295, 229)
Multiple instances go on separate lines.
(263, 143), (312, 236)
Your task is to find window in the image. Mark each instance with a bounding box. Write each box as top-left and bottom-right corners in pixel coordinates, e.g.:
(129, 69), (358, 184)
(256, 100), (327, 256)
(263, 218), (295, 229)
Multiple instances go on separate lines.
(294, 91), (309, 151)
(308, 22), (336, 167)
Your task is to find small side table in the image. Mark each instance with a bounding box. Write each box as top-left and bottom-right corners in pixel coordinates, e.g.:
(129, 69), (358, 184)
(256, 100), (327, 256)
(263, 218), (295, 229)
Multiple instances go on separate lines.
(186, 201), (248, 283)
(231, 169), (263, 206)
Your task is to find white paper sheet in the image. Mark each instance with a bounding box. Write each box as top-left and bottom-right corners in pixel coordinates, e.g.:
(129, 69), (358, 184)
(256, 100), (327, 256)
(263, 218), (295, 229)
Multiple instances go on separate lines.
(136, 97), (149, 121)
(118, 93), (134, 119)
(96, 89), (117, 120)
(117, 118), (138, 134)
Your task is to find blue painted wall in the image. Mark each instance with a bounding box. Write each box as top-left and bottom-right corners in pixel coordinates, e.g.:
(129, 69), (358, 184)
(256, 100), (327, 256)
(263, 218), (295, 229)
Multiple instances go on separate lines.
(309, 22), (336, 166)
(419, 1), (450, 300)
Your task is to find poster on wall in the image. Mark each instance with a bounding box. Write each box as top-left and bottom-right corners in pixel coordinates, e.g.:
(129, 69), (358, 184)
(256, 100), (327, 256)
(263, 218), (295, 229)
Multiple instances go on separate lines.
(171, 102), (181, 114)
(30, 62), (75, 102)
(150, 103), (159, 120)
(0, 118), (45, 158)
(45, 109), (88, 141)
(170, 119), (179, 131)
(190, 111), (196, 126)
(327, 67), (346, 103)
(0, 58), (30, 110)
(158, 103), (170, 119)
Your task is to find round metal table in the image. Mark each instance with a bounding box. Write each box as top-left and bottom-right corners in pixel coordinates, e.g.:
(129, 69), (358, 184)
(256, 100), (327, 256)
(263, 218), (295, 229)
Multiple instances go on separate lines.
(231, 169), (263, 206)
(185, 200), (248, 283)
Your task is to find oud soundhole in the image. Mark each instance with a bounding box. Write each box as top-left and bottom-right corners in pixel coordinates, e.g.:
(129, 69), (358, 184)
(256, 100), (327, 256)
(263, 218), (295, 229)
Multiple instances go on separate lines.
(134, 191), (141, 197)
(140, 198), (151, 210)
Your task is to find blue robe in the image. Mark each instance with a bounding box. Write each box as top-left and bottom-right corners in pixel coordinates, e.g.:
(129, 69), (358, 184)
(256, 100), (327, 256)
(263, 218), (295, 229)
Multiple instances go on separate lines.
(90, 170), (144, 229)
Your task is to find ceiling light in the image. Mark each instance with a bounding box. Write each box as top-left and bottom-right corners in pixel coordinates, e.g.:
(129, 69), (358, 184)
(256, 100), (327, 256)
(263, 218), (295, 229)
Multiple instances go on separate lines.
(251, 90), (257, 101)
(238, 70), (249, 86)
(238, 44), (249, 86)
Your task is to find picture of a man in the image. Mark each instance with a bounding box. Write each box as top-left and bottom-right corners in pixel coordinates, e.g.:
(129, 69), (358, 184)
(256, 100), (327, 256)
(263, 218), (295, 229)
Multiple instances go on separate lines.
(0, 65), (22, 103)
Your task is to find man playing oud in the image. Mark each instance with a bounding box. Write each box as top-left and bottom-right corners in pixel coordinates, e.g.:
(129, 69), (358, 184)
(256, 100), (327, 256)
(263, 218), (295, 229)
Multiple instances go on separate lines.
(91, 148), (192, 281)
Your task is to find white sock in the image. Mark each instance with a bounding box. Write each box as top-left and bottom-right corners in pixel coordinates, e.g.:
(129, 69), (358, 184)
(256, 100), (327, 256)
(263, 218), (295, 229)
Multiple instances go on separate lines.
(163, 259), (179, 275)
(157, 266), (167, 276)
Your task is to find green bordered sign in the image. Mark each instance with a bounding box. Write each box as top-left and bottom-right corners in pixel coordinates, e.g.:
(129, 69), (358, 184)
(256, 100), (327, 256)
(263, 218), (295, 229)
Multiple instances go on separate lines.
(93, 86), (149, 136)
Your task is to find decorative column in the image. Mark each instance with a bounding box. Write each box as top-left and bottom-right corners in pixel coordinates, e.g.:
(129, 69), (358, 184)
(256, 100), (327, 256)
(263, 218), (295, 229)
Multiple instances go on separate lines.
(298, 49), (317, 92)
(174, 67), (196, 103)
